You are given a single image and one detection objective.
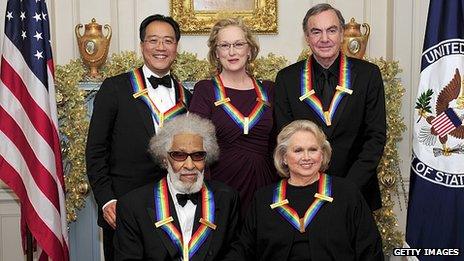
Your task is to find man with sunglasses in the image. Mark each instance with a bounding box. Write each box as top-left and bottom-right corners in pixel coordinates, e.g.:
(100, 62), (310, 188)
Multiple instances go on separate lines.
(86, 14), (192, 260)
(114, 114), (240, 261)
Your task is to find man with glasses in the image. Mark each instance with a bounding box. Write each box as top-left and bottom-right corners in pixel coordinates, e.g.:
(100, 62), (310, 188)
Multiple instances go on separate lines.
(86, 14), (192, 260)
(274, 3), (386, 211)
(114, 114), (240, 261)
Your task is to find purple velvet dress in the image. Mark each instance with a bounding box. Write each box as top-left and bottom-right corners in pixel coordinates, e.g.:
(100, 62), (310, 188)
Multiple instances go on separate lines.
(189, 79), (278, 215)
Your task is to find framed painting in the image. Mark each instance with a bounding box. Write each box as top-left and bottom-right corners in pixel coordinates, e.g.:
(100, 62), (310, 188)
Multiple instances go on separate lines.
(170, 0), (277, 34)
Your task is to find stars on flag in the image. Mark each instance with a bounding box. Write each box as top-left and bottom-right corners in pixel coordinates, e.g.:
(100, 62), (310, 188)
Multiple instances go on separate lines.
(6, 11), (13, 20)
(33, 12), (42, 22)
(34, 50), (44, 60)
(33, 31), (43, 41)
(4, 0), (53, 84)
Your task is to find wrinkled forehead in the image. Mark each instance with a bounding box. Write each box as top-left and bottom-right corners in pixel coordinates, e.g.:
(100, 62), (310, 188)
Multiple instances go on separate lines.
(306, 10), (342, 30)
(170, 133), (204, 151)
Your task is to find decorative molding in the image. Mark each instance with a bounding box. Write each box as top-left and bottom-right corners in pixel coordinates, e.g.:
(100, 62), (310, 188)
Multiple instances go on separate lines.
(170, 0), (278, 34)
(0, 187), (18, 203)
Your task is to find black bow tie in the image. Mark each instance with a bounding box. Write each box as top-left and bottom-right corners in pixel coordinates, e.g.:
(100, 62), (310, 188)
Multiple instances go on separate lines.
(176, 192), (199, 207)
(148, 75), (172, 89)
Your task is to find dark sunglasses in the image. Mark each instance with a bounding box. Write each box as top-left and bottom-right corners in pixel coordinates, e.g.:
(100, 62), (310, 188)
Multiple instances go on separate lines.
(168, 151), (207, 162)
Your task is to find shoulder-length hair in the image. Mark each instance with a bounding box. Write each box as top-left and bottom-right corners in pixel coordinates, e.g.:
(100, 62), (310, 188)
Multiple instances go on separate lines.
(207, 17), (259, 75)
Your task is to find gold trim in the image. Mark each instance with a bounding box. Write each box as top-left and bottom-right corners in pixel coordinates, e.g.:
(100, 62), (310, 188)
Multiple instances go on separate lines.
(155, 216), (174, 227)
(270, 199), (289, 209)
(170, 0), (278, 34)
(214, 97), (231, 106)
(199, 217), (217, 230)
(314, 193), (333, 202)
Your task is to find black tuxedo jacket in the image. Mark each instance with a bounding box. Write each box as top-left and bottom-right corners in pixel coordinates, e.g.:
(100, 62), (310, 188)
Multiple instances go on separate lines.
(114, 180), (240, 261)
(86, 67), (192, 225)
(274, 56), (386, 210)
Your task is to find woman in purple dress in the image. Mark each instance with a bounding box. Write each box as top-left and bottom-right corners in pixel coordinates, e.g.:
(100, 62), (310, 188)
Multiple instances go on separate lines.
(189, 18), (277, 215)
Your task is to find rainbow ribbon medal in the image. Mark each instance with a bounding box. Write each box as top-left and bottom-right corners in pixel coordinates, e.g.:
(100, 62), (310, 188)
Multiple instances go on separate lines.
(212, 75), (270, 135)
(270, 174), (333, 233)
(299, 55), (352, 126)
(130, 70), (187, 127)
(154, 178), (216, 261)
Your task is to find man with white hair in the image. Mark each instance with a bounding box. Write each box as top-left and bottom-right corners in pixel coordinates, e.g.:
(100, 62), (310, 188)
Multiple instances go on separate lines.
(114, 114), (240, 261)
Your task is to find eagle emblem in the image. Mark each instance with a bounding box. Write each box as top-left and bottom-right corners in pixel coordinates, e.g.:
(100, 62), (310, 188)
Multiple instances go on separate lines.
(416, 68), (464, 156)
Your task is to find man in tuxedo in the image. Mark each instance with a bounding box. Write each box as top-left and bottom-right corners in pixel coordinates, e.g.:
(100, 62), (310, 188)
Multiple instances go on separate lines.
(274, 3), (386, 210)
(114, 114), (240, 261)
(86, 14), (191, 260)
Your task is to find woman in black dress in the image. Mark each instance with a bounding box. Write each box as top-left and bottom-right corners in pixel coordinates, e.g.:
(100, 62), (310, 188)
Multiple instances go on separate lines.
(225, 120), (384, 260)
(189, 18), (277, 215)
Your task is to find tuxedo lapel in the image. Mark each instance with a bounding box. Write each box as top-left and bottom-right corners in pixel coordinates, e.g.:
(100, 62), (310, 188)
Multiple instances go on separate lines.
(325, 61), (357, 138)
(131, 67), (156, 136)
(172, 76), (192, 108)
(292, 61), (330, 131)
(191, 187), (218, 261)
(146, 205), (179, 259)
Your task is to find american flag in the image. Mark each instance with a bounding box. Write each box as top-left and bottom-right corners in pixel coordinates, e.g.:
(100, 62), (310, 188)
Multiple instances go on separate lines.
(0, 0), (69, 260)
(431, 108), (462, 138)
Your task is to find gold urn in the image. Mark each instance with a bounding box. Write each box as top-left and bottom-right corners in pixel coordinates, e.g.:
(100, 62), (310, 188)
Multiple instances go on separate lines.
(342, 18), (370, 59)
(75, 18), (112, 79)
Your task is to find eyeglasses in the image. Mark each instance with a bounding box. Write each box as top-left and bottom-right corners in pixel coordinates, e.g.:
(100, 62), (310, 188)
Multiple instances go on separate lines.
(307, 26), (341, 39)
(168, 151), (207, 162)
(216, 42), (248, 51)
(143, 37), (177, 47)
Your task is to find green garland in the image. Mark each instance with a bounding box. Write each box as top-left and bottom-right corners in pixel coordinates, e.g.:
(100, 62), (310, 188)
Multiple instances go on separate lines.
(55, 59), (88, 222)
(57, 52), (406, 255)
(369, 58), (407, 254)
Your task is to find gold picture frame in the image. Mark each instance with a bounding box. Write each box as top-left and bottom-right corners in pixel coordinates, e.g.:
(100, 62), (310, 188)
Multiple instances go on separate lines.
(170, 0), (277, 34)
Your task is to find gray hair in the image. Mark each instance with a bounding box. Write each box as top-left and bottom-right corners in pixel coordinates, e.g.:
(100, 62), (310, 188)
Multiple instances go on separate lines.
(149, 113), (219, 165)
(302, 3), (345, 34)
(274, 120), (332, 178)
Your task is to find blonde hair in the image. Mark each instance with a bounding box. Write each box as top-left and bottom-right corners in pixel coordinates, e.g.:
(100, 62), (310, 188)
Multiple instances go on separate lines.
(207, 18), (259, 75)
(274, 120), (332, 177)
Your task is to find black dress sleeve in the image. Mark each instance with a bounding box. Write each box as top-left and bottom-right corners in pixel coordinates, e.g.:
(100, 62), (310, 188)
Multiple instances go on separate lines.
(353, 189), (385, 260)
(223, 195), (259, 261)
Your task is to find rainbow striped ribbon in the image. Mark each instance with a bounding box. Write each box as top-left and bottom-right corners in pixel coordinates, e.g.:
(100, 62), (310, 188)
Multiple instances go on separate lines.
(130, 70), (187, 127)
(212, 75), (270, 135)
(270, 174), (333, 233)
(299, 55), (352, 126)
(154, 178), (216, 261)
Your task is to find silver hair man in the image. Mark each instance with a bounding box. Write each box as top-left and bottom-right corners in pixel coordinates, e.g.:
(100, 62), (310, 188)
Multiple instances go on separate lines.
(149, 113), (219, 193)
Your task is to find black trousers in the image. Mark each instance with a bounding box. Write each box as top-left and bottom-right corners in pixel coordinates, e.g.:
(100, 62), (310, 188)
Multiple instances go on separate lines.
(102, 225), (115, 261)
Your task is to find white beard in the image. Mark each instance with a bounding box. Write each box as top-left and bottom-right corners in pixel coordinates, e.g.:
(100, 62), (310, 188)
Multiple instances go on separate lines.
(166, 163), (204, 194)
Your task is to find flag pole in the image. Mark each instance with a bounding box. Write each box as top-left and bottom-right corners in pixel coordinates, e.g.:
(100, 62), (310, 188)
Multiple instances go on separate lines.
(26, 225), (33, 261)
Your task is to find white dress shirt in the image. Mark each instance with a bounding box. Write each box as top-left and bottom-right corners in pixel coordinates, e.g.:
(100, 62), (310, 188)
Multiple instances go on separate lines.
(167, 175), (197, 246)
(142, 65), (176, 133)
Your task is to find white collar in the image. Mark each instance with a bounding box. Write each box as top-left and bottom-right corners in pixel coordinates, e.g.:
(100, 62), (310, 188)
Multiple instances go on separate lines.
(142, 65), (171, 79)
